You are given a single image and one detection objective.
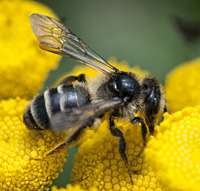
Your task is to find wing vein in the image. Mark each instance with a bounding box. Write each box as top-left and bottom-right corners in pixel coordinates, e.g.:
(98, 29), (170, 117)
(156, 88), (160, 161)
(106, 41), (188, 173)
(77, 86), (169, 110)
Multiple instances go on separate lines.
(30, 13), (119, 74)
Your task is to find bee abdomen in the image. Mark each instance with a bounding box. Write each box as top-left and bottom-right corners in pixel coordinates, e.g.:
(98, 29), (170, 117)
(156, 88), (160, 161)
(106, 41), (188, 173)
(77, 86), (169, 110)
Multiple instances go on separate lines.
(24, 93), (50, 130)
(23, 84), (90, 130)
(23, 106), (41, 130)
(44, 88), (61, 116)
(57, 84), (78, 110)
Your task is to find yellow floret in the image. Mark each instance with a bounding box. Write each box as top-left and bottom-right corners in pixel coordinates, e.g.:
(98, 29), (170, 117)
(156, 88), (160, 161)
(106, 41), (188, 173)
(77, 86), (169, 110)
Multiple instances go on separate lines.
(71, 119), (165, 191)
(0, 0), (60, 99)
(51, 184), (98, 191)
(0, 97), (69, 191)
(145, 106), (200, 191)
(165, 58), (200, 112)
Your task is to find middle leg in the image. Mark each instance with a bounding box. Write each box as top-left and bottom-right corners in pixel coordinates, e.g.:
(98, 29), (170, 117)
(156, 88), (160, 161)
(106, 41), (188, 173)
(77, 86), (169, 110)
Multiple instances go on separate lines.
(109, 116), (133, 184)
(131, 117), (148, 156)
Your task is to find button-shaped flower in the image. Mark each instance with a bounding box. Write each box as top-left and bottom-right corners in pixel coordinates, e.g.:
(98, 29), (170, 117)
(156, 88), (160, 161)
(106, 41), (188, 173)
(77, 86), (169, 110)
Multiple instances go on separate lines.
(0, 97), (68, 191)
(145, 106), (200, 191)
(71, 120), (164, 191)
(165, 58), (200, 112)
(0, 0), (60, 99)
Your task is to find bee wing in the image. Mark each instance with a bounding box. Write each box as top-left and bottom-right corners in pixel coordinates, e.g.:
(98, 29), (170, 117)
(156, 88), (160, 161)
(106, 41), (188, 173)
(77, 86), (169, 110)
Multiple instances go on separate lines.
(50, 99), (122, 132)
(30, 13), (118, 74)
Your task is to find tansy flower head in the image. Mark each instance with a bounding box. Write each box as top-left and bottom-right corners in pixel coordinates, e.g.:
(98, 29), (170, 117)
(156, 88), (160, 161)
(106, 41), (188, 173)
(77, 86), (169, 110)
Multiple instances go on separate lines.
(0, 97), (69, 191)
(71, 120), (164, 191)
(0, 0), (60, 99)
(145, 106), (200, 191)
(165, 58), (200, 112)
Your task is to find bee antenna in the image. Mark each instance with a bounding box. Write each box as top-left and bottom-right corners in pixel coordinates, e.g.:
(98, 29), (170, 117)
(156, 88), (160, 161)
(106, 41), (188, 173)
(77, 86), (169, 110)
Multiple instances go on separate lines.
(128, 168), (134, 185)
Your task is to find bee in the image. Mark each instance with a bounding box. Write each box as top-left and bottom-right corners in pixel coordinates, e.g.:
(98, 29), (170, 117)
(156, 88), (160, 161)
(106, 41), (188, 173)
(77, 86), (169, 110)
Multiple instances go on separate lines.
(24, 13), (167, 184)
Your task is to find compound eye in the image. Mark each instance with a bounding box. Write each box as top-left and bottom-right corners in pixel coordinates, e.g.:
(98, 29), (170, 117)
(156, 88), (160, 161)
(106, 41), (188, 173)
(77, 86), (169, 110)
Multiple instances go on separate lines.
(146, 86), (160, 116)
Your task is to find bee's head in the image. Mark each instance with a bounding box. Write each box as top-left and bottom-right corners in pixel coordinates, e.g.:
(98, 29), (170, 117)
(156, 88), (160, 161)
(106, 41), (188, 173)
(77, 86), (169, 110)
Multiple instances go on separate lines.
(142, 77), (166, 133)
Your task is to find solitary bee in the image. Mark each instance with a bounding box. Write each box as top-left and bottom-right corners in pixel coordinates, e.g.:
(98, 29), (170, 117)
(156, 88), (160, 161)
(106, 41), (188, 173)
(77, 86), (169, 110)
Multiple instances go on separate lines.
(24, 13), (166, 183)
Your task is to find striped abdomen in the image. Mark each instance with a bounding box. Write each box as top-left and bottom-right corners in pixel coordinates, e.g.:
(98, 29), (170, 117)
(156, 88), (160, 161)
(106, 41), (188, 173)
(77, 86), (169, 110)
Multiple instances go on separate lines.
(23, 84), (90, 130)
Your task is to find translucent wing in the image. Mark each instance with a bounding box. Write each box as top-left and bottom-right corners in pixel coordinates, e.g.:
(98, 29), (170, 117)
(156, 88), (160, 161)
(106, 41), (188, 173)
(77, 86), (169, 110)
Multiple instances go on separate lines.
(30, 13), (118, 74)
(50, 99), (122, 132)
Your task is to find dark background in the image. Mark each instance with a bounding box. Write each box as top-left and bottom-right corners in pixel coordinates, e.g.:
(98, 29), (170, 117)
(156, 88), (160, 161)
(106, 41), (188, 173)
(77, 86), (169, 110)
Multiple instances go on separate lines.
(35, 0), (200, 188)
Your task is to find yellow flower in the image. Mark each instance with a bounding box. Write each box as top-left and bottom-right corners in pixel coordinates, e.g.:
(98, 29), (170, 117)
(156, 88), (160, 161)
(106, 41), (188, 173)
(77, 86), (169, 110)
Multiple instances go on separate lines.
(71, 120), (164, 191)
(0, 1), (71, 190)
(0, 0), (60, 99)
(145, 106), (200, 191)
(0, 97), (69, 191)
(165, 58), (200, 112)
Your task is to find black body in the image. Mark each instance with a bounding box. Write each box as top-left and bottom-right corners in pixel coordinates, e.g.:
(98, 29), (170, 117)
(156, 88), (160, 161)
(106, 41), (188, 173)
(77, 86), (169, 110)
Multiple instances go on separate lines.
(27, 13), (167, 184)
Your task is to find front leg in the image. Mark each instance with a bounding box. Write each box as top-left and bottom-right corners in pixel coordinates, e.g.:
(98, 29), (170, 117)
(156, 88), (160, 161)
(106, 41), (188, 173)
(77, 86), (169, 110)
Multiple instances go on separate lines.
(161, 104), (168, 123)
(131, 117), (148, 156)
(109, 116), (133, 184)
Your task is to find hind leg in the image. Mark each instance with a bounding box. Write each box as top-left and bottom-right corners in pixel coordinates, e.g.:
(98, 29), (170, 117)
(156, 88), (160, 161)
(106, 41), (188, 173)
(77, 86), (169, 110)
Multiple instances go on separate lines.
(30, 124), (88, 160)
(131, 117), (148, 156)
(109, 116), (133, 184)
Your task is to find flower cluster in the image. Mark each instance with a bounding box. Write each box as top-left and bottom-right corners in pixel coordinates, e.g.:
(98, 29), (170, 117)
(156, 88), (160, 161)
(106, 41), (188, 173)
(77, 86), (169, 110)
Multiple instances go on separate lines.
(1, 0), (200, 190)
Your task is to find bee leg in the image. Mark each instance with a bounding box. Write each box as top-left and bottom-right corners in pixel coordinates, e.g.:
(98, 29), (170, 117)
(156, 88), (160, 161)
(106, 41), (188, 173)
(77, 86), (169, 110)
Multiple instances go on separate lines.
(29, 141), (67, 160)
(30, 124), (89, 160)
(131, 117), (147, 157)
(58, 73), (87, 85)
(161, 105), (168, 122)
(109, 117), (133, 184)
(164, 105), (168, 113)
